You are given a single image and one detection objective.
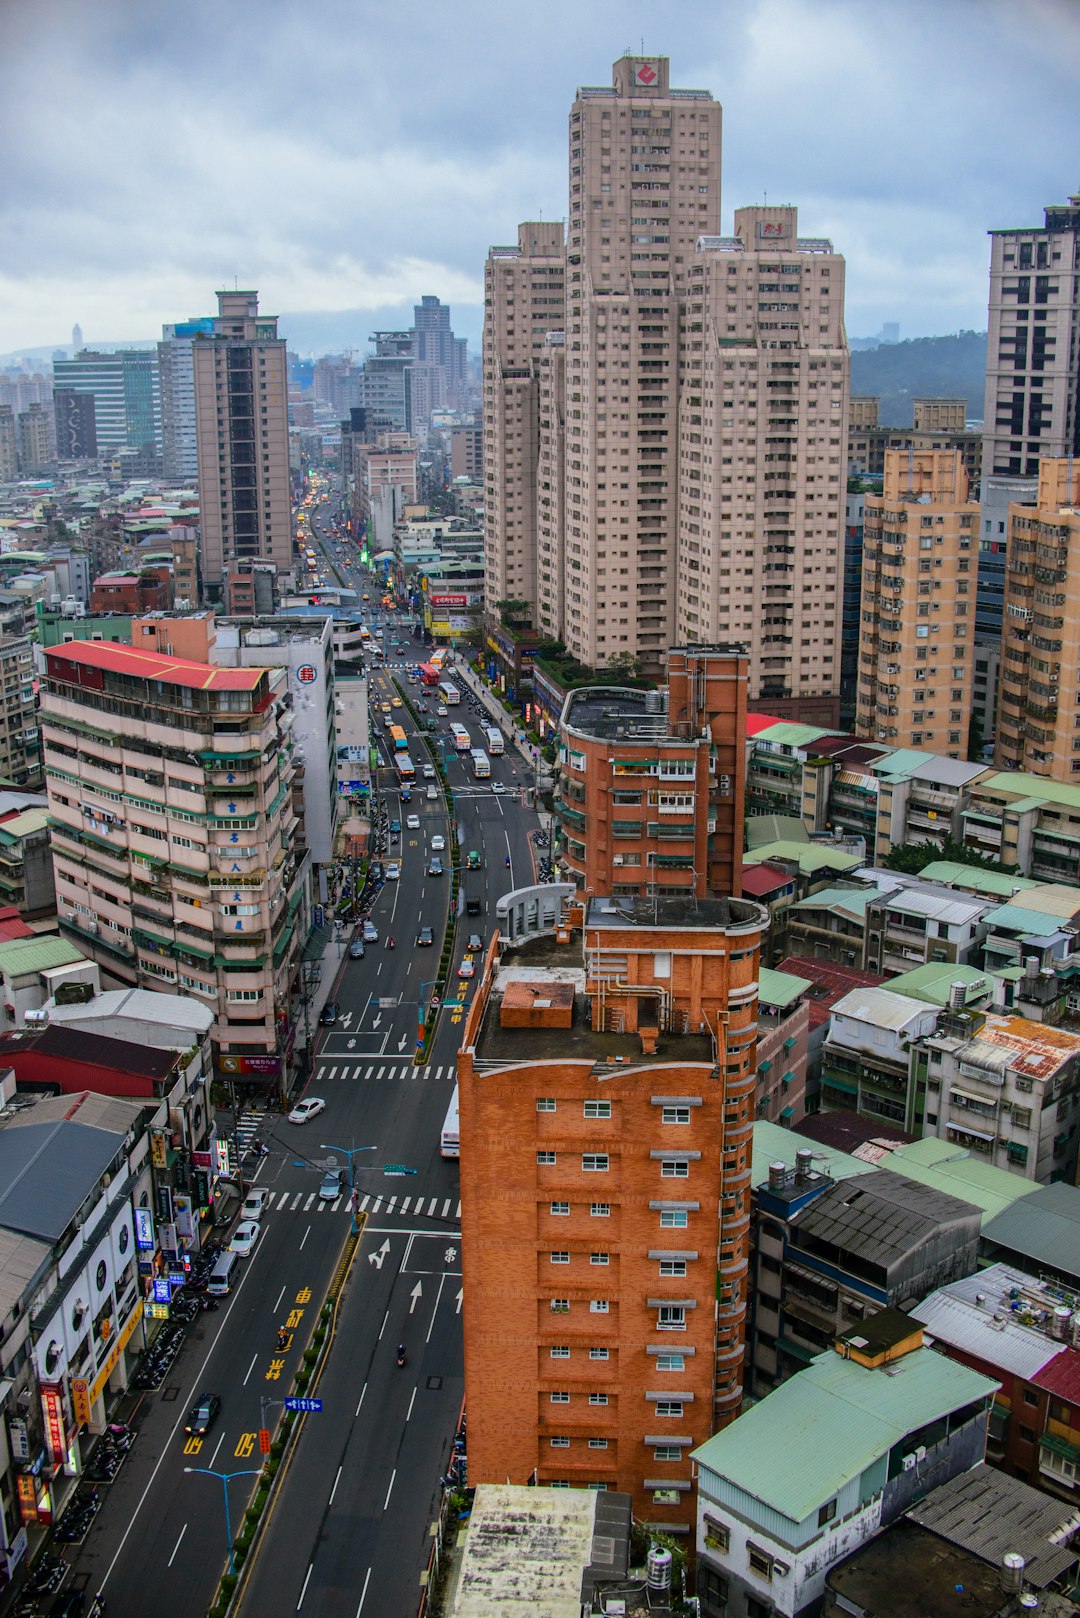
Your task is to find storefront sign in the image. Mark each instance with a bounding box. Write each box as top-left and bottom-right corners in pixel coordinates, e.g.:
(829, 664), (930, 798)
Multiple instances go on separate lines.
(7, 1415), (30, 1462)
(17, 1475), (38, 1523)
(150, 1130), (168, 1170)
(87, 1302), (143, 1405)
(174, 1195), (194, 1240)
(40, 1385), (66, 1465)
(134, 1208), (155, 1251)
(71, 1380), (92, 1428)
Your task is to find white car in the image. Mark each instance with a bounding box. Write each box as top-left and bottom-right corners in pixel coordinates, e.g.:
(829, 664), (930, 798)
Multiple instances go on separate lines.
(492, 781), (506, 794)
(436, 706), (447, 716)
(423, 764), (436, 779)
(430, 835), (445, 852)
(229, 1220), (260, 1257)
(426, 785), (438, 801)
(406, 814), (420, 830)
(240, 1188), (271, 1221)
(363, 920), (379, 942)
(288, 1096), (326, 1125)
(386, 861), (401, 880)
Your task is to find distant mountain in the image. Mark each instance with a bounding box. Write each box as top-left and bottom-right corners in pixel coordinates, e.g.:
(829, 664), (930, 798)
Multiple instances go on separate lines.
(850, 331), (987, 428)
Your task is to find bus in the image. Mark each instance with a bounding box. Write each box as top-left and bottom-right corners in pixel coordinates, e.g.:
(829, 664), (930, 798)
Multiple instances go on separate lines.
(440, 1083), (460, 1159)
(397, 753), (416, 782)
(389, 725), (409, 753)
(419, 663), (441, 687)
(438, 681), (461, 706)
(470, 748), (491, 779)
(484, 726), (504, 757)
(430, 648), (449, 669)
(449, 723), (471, 753)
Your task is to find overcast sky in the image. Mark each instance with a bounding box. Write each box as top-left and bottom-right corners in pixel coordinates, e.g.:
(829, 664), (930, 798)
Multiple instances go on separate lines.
(2, 0), (1078, 358)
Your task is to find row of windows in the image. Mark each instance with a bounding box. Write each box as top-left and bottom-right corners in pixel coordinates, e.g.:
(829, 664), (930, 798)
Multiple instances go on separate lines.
(538, 1154), (691, 1177)
(537, 1098), (691, 1124)
(548, 1250), (687, 1276)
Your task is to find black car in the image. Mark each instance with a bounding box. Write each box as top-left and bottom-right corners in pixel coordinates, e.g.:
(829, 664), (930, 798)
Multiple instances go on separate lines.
(428, 857), (444, 877)
(320, 1001), (339, 1025)
(48, 1595), (87, 1618)
(417, 926), (434, 946)
(185, 1393), (221, 1436)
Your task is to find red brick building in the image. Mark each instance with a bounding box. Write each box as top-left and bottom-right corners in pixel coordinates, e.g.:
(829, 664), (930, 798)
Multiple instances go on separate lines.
(458, 890), (769, 1541)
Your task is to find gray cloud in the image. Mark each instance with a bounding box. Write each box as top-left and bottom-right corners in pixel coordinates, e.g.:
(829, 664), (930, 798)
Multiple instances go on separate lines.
(2, 0), (1078, 353)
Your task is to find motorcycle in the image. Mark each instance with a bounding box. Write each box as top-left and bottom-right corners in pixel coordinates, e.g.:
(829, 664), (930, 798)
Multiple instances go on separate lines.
(396, 1344), (407, 1367)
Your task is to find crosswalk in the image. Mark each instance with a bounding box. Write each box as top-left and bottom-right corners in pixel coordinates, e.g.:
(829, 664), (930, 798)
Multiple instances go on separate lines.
(235, 1109), (268, 1151)
(312, 1061), (458, 1085)
(268, 1188), (461, 1221)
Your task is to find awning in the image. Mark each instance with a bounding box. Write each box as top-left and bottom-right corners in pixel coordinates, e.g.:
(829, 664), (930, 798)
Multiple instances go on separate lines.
(835, 770), (877, 791)
(780, 1105), (795, 1119)
(949, 1089), (996, 1108)
(948, 1121), (996, 1142)
(822, 1074), (857, 1094)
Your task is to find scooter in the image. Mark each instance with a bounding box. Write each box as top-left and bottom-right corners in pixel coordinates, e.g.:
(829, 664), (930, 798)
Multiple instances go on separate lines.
(388, 937), (396, 950)
(396, 1344), (407, 1367)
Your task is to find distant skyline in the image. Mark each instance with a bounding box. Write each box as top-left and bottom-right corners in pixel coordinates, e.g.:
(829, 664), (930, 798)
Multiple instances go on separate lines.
(3, 0), (1078, 356)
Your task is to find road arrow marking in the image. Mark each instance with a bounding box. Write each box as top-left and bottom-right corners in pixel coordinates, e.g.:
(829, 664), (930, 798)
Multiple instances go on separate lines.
(341, 1012), (353, 1029)
(372, 1015), (382, 1030)
(398, 1034), (407, 1051)
(368, 1239), (390, 1269)
(456, 1288), (463, 1314)
(409, 1281), (423, 1314)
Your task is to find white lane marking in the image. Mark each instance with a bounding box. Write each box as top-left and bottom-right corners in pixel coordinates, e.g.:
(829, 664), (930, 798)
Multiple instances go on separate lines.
(382, 1468), (397, 1512)
(401, 1197), (412, 1214)
(297, 1561), (314, 1610)
(455, 1201), (461, 1218)
(299, 1225), (311, 1251)
(273, 1284), (287, 1311)
(289, 1193), (302, 1211)
(355, 1384), (367, 1418)
(441, 1199), (451, 1219)
(355, 1567), (372, 1615)
(303, 1193), (316, 1211)
(386, 1197), (397, 1216)
(358, 1195), (371, 1212)
(406, 1385), (418, 1421)
(167, 1523), (187, 1567)
(209, 1431), (225, 1468)
(428, 1198), (437, 1216)
(329, 1464), (343, 1507)
(276, 1193), (290, 1211)
(242, 1353), (258, 1387)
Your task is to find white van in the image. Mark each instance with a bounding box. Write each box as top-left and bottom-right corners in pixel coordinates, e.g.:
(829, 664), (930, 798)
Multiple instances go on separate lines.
(207, 1249), (239, 1296)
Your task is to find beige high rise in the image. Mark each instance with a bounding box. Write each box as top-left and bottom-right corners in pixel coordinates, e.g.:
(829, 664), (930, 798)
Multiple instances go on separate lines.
(996, 458), (1080, 777)
(192, 291), (291, 601)
(856, 450), (979, 757)
(561, 56), (721, 677)
(482, 223), (565, 624)
(678, 207), (848, 719)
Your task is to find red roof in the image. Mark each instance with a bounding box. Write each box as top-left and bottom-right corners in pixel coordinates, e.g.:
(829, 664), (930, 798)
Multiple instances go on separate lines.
(1032, 1347), (1080, 1405)
(776, 955), (887, 1031)
(746, 712), (783, 736)
(45, 640), (265, 691)
(0, 905), (32, 942)
(741, 862), (793, 897)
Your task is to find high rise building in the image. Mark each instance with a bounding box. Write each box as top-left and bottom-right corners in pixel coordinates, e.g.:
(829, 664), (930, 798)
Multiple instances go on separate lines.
(159, 318), (214, 483)
(53, 387), (98, 459)
(17, 403), (52, 475)
(679, 208), (849, 719)
(982, 191), (1080, 480)
(71, 323), (83, 350)
(51, 349), (160, 460)
(459, 891), (769, 1536)
(0, 405), (19, 481)
(996, 457), (1080, 777)
(191, 291), (292, 600)
(41, 638), (306, 1074)
(0, 637), (42, 787)
(482, 222), (566, 623)
(856, 449), (979, 757)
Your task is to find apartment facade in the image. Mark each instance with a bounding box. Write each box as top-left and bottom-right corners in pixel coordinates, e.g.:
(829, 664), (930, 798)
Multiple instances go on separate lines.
(459, 892), (768, 1538)
(0, 635), (41, 787)
(856, 450), (980, 757)
(679, 208), (849, 721)
(191, 291), (292, 598)
(482, 222), (566, 626)
(41, 639), (305, 1076)
(158, 317), (214, 483)
(52, 349), (161, 459)
(996, 458), (1080, 777)
(555, 644), (747, 900)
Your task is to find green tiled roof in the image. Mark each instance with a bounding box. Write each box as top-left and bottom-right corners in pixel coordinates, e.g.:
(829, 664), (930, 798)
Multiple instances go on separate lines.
(978, 772), (1080, 811)
(751, 1121), (866, 1188)
(871, 749), (936, 780)
(693, 1346), (998, 1524)
(917, 861), (1039, 898)
(753, 722), (836, 748)
(789, 885), (872, 917)
(758, 967), (812, 1008)
(745, 842), (863, 875)
(0, 935), (86, 977)
(984, 902), (1070, 936)
(888, 963), (999, 1008)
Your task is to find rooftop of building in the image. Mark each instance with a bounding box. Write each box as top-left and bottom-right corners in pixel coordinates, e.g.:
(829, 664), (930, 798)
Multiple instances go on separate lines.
(0, 1223), (51, 1326)
(911, 1263), (1073, 1381)
(905, 1463), (1080, 1590)
(932, 1012), (1080, 1080)
(42, 986), (213, 1035)
(918, 861), (1041, 899)
(744, 814), (809, 848)
(974, 771), (1080, 811)
(887, 962), (997, 1008)
(795, 1108), (913, 1156)
(450, 1485), (631, 1618)
(825, 1520), (1021, 1618)
(751, 720), (838, 750)
(43, 638), (265, 691)
(864, 883), (991, 925)
(692, 1342), (998, 1525)
(0, 1022), (180, 1081)
(0, 934), (87, 978)
(752, 1121), (868, 1190)
(745, 842), (865, 876)
(831, 985), (936, 1032)
(560, 685), (669, 742)
(739, 862), (795, 897)
(0, 1098), (139, 1243)
(790, 1170), (979, 1265)
(789, 884), (874, 919)
(758, 966), (812, 1010)
(776, 957), (887, 1031)
(877, 1138), (1035, 1223)
(981, 1182), (1080, 1284)
(585, 893), (766, 934)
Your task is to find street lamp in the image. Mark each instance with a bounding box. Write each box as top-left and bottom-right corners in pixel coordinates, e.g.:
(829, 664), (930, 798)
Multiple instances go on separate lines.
(184, 1465), (264, 1576)
(319, 1143), (377, 1235)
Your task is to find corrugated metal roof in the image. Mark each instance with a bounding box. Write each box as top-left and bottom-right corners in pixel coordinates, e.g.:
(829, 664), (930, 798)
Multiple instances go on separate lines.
(0, 1226), (51, 1323)
(744, 815), (810, 849)
(0, 935), (87, 977)
(871, 748), (937, 780)
(912, 1265), (1067, 1380)
(832, 986), (936, 1031)
(46, 639), (265, 691)
(45, 986), (214, 1032)
(752, 721), (836, 748)
(906, 1464), (1080, 1588)
(791, 1171), (979, 1267)
(882, 1139), (1034, 1223)
(790, 886), (872, 918)
(908, 757), (991, 788)
(751, 1121), (867, 1188)
(758, 966), (811, 1007)
(740, 863), (794, 897)
(968, 1014), (1080, 1080)
(747, 842), (864, 874)
(917, 861), (1039, 898)
(982, 1182), (1080, 1282)
(1031, 1350), (1080, 1405)
(978, 772), (1080, 811)
(692, 1346), (998, 1524)
(0, 1119), (122, 1242)
(875, 887), (989, 924)
(1016, 884), (1080, 920)
(887, 963), (996, 1008)
(983, 901), (1071, 935)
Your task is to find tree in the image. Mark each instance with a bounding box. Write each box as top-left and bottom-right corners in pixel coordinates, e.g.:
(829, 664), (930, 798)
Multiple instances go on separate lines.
(967, 710), (985, 761)
(883, 834), (1015, 876)
(603, 650), (642, 680)
(496, 598), (531, 629)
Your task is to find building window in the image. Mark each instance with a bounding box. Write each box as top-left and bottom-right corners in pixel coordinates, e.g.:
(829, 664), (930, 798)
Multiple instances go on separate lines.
(590, 1252), (609, 1266)
(704, 1516), (730, 1553)
(550, 1252), (570, 1265)
(662, 1106), (691, 1125)
(661, 1160), (689, 1178)
(550, 1202), (570, 1216)
(537, 1097), (557, 1113)
(550, 1299), (570, 1314)
(550, 1391), (570, 1404)
(818, 1498), (837, 1527)
(583, 1154), (609, 1172)
(656, 1353), (685, 1372)
(589, 1392), (609, 1406)
(658, 1305), (685, 1331)
(747, 1599), (773, 1618)
(590, 1202), (611, 1217)
(589, 1347), (609, 1360)
(654, 1444), (683, 1462)
(550, 1436), (570, 1447)
(590, 1299), (610, 1314)
(660, 1259), (687, 1277)
(660, 1210), (688, 1228)
(584, 1100), (611, 1119)
(655, 1400), (684, 1418)
(537, 1151), (556, 1165)
(550, 1346), (570, 1359)
(747, 1546), (774, 1581)
(589, 1437), (609, 1450)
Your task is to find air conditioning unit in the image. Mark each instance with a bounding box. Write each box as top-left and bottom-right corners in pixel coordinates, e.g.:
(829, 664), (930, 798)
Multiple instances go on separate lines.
(613, 856), (624, 866)
(914, 1446), (927, 1462)
(83, 919), (98, 934)
(901, 1454), (916, 1472)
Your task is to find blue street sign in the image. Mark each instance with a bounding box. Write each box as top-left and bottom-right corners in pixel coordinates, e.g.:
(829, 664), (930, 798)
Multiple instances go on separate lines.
(285, 1397), (323, 1413)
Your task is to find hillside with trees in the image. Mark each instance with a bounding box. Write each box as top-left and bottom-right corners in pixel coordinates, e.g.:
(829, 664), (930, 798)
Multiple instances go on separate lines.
(850, 331), (987, 427)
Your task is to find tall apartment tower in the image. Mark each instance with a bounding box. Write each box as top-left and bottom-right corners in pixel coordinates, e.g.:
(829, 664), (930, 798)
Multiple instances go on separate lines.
(0, 406), (17, 481)
(855, 450), (979, 757)
(459, 891), (769, 1537)
(996, 458), (1080, 777)
(51, 349), (161, 460)
(191, 292), (291, 601)
(679, 208), (849, 720)
(561, 56), (721, 678)
(159, 318), (214, 483)
(482, 222), (566, 623)
(982, 192), (1080, 480)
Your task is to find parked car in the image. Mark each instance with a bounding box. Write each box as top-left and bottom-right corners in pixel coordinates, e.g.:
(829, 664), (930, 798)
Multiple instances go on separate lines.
(241, 1188), (271, 1221)
(289, 1096), (327, 1125)
(229, 1220), (260, 1257)
(320, 1000), (339, 1025)
(363, 920), (379, 942)
(349, 939), (366, 959)
(389, 819), (401, 834)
